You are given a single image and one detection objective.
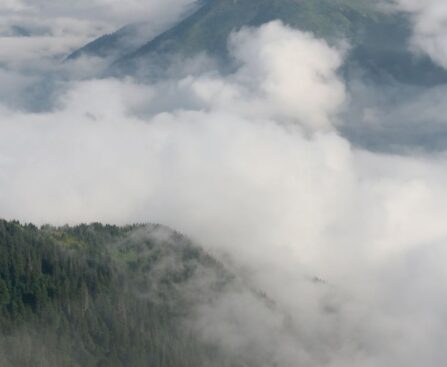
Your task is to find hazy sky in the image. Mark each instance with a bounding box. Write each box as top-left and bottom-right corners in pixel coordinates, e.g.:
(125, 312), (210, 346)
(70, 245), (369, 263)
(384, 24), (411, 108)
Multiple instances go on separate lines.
(1, 2), (447, 366)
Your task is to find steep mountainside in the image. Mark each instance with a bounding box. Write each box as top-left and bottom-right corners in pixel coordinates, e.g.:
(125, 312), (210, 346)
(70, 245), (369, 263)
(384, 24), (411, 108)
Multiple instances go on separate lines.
(70, 0), (447, 85)
(67, 23), (151, 61)
(66, 0), (210, 62)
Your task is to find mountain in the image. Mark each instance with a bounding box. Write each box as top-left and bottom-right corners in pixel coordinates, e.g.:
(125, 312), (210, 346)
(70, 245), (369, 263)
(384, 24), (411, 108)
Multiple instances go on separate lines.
(66, 0), (209, 62)
(67, 22), (152, 61)
(0, 220), (237, 367)
(69, 0), (447, 85)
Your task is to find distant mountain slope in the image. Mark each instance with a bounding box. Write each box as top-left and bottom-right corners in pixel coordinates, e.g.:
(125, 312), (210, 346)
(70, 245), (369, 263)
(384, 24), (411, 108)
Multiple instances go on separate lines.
(67, 22), (151, 61)
(68, 0), (447, 85)
(128, 0), (384, 58)
(66, 0), (211, 62)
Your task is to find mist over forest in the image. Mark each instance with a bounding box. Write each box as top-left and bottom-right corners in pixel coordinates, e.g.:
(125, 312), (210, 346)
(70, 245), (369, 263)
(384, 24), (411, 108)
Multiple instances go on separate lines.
(1, 1), (447, 366)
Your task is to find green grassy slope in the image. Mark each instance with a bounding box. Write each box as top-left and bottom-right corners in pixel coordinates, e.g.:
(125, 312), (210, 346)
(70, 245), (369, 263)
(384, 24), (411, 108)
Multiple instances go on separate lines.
(131, 0), (381, 56)
(109, 0), (446, 85)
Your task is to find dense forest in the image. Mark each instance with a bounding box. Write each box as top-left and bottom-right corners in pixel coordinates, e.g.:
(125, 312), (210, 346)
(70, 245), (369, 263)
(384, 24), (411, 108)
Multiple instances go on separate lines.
(0, 220), (237, 367)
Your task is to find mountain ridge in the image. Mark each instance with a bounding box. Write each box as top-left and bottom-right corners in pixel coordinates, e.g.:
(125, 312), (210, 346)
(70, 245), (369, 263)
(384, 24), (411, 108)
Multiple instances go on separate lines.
(68, 0), (447, 85)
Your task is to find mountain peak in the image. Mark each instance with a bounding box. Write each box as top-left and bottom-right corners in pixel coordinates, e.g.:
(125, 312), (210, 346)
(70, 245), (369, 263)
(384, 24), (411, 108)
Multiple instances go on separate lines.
(69, 0), (447, 85)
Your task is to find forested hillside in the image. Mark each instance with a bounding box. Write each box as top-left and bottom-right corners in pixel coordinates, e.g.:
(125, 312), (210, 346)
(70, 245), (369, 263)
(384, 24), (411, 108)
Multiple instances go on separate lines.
(0, 220), (236, 367)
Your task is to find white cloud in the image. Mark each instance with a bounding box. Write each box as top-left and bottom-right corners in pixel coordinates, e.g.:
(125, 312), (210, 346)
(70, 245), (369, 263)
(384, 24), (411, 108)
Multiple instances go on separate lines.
(394, 0), (447, 68)
(179, 21), (347, 130)
(228, 21), (346, 129)
(1, 19), (447, 366)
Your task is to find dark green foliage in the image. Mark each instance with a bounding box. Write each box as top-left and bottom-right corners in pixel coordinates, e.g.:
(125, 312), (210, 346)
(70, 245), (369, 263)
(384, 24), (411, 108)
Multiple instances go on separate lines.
(0, 220), (236, 367)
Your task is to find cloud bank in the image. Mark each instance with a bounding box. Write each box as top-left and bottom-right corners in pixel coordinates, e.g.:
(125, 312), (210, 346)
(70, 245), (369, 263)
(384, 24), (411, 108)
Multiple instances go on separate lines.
(394, 0), (447, 68)
(0, 11), (447, 367)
